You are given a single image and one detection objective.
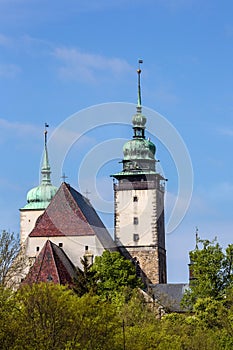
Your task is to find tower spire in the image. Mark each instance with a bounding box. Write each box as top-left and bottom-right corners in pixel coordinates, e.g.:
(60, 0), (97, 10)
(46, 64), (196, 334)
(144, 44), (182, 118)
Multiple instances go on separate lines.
(22, 123), (58, 210)
(195, 226), (199, 250)
(137, 59), (143, 113)
(41, 123), (52, 185)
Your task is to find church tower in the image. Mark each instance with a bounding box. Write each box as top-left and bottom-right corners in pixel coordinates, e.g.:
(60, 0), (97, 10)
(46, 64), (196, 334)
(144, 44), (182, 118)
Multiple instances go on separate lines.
(112, 61), (167, 284)
(20, 124), (58, 243)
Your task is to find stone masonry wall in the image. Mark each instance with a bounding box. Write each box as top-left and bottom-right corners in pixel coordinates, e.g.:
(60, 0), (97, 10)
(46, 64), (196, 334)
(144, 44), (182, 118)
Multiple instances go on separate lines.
(127, 247), (160, 284)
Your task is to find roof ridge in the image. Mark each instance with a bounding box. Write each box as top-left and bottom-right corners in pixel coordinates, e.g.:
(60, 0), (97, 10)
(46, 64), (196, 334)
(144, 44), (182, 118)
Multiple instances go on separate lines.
(29, 211), (65, 237)
(49, 241), (60, 284)
(35, 240), (50, 283)
(35, 241), (48, 282)
(61, 182), (96, 235)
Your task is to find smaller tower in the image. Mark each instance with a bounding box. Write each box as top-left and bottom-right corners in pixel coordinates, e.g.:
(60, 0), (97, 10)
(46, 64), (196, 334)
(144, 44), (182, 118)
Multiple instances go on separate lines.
(20, 124), (57, 243)
(188, 227), (199, 283)
(112, 61), (167, 284)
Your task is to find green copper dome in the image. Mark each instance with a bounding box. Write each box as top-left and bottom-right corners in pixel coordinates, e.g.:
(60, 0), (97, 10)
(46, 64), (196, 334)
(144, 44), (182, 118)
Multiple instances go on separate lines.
(123, 138), (156, 161)
(23, 128), (58, 210)
(120, 119), (156, 173)
(25, 184), (57, 209)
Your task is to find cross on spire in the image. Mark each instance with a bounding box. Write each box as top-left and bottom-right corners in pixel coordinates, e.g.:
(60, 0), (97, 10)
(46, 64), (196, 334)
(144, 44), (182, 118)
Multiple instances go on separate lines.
(84, 189), (91, 200)
(61, 173), (68, 182)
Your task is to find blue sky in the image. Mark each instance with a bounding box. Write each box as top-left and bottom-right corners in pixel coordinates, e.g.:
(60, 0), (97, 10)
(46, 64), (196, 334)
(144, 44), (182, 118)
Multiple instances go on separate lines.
(1, 0), (233, 282)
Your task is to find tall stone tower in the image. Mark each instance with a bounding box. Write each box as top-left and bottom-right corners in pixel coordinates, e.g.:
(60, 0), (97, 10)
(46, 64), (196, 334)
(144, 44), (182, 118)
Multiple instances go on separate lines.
(112, 62), (167, 284)
(20, 125), (58, 243)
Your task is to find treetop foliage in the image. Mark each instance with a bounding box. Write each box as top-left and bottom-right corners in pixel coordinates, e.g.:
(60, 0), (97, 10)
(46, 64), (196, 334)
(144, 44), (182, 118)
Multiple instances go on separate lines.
(0, 230), (26, 288)
(92, 250), (143, 294)
(1, 232), (233, 348)
(182, 238), (233, 310)
(0, 282), (233, 349)
(74, 250), (143, 303)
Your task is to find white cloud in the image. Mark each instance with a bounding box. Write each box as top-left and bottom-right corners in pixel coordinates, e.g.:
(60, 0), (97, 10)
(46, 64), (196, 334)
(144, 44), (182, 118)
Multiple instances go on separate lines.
(53, 47), (132, 83)
(0, 118), (39, 137)
(0, 63), (21, 78)
(49, 127), (93, 157)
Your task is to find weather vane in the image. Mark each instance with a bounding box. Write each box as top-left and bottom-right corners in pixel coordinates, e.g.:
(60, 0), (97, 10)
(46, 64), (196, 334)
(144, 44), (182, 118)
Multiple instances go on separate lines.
(44, 122), (49, 146)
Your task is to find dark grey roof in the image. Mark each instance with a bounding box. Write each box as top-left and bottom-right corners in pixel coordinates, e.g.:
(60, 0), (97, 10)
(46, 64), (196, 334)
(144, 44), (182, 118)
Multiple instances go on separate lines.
(150, 283), (189, 312)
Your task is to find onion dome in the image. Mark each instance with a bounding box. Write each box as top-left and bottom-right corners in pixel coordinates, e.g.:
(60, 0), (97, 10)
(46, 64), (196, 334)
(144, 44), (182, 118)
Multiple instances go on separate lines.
(23, 125), (57, 210)
(123, 138), (156, 161)
(121, 132), (156, 173)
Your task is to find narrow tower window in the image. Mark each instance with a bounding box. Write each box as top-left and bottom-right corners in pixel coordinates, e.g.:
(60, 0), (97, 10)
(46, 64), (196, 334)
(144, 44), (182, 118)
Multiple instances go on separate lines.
(133, 234), (139, 242)
(59, 243), (63, 248)
(133, 196), (138, 202)
(36, 246), (39, 252)
(133, 217), (139, 225)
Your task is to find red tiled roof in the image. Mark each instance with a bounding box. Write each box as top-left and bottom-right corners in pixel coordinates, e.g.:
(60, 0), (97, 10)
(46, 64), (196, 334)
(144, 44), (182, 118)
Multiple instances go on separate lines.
(29, 182), (116, 250)
(22, 240), (77, 285)
(29, 182), (98, 237)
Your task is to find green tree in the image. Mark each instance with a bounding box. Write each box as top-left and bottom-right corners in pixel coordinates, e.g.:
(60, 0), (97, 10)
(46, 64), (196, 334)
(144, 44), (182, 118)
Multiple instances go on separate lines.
(12, 283), (121, 350)
(91, 250), (143, 302)
(67, 294), (120, 350)
(73, 256), (97, 297)
(1, 281), (233, 350)
(0, 286), (18, 349)
(14, 283), (80, 349)
(182, 238), (233, 310)
(0, 229), (26, 287)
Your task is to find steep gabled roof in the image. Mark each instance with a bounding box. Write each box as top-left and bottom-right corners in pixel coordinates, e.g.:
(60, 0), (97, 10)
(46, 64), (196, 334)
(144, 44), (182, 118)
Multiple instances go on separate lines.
(23, 240), (77, 285)
(29, 183), (115, 249)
